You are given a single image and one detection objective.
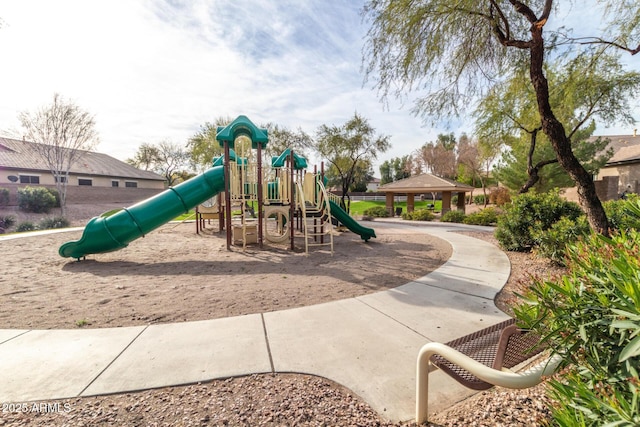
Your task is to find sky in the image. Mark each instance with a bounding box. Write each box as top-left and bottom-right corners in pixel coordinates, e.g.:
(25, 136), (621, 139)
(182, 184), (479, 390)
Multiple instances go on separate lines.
(0, 0), (638, 176)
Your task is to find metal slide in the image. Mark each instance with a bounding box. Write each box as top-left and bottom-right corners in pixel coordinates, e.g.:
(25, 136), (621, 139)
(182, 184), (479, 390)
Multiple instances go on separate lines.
(59, 166), (226, 259)
(328, 200), (376, 242)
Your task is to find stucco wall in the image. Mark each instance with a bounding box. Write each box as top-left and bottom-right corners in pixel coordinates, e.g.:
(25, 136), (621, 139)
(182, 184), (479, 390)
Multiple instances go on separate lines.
(598, 164), (640, 195)
(1, 168), (165, 190)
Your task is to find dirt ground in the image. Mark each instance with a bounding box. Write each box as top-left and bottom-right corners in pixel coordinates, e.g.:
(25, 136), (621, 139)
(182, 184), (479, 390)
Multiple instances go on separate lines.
(0, 217), (451, 330)
(0, 204), (564, 426)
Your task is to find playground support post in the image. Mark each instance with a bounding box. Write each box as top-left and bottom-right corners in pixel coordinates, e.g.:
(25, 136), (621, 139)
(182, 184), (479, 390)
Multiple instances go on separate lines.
(224, 140), (232, 250)
(257, 142), (264, 248)
(289, 149), (295, 251)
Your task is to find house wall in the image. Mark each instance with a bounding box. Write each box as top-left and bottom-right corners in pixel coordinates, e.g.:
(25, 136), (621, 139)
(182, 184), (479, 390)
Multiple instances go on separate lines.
(0, 169), (164, 190)
(593, 175), (619, 201)
(1, 169), (55, 185)
(597, 164), (640, 196)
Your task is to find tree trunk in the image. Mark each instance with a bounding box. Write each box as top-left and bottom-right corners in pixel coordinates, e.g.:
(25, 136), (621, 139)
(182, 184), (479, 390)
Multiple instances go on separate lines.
(519, 159), (557, 194)
(529, 24), (609, 234)
(340, 182), (349, 212)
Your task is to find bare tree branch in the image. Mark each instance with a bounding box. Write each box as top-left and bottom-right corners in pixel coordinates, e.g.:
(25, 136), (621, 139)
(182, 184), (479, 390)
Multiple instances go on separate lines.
(18, 93), (99, 216)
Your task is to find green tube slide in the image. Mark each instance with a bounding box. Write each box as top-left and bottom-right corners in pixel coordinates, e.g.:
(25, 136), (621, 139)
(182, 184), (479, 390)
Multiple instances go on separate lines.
(328, 200), (376, 242)
(59, 166), (226, 259)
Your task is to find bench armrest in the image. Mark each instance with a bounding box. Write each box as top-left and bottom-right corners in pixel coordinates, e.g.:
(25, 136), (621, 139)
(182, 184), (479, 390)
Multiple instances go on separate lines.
(416, 342), (561, 424)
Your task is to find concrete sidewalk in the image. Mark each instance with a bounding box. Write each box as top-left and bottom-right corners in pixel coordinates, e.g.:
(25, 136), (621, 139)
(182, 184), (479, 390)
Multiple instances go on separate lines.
(0, 221), (511, 422)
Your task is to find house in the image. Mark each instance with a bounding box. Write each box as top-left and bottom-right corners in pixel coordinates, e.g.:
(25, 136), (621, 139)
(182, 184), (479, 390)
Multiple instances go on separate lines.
(0, 137), (165, 205)
(594, 132), (640, 200)
(366, 177), (381, 192)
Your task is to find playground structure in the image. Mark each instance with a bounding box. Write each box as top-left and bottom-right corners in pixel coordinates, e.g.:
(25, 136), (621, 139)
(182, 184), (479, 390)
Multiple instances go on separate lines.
(59, 115), (375, 259)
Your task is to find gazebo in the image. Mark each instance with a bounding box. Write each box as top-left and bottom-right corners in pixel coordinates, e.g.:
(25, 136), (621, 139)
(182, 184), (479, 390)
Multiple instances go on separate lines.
(377, 174), (475, 216)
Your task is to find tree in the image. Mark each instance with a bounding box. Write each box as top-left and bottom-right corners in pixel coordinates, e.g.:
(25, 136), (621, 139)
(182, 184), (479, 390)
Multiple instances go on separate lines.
(313, 113), (390, 210)
(455, 134), (501, 205)
(153, 141), (189, 186)
(379, 160), (393, 185)
(456, 135), (481, 202)
(493, 126), (611, 193)
(186, 117), (230, 171)
(326, 159), (374, 193)
(362, 0), (640, 234)
(127, 141), (189, 186)
(417, 133), (458, 179)
(127, 143), (160, 171)
(391, 156), (412, 181)
(475, 59), (634, 193)
(17, 93), (99, 216)
(263, 123), (312, 161)
(380, 156), (412, 185)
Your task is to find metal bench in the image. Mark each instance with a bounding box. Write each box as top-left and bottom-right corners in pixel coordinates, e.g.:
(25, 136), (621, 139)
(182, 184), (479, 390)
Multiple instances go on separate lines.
(416, 318), (561, 424)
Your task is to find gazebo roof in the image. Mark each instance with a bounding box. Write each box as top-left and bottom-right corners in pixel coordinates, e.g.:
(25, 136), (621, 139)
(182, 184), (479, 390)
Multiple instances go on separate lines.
(378, 174), (475, 193)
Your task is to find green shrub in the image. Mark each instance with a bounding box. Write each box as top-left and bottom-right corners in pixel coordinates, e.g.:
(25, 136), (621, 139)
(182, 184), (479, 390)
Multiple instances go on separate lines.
(494, 190), (583, 252)
(16, 222), (37, 232)
(603, 194), (640, 232)
(463, 207), (500, 226)
(402, 209), (435, 221)
(0, 215), (16, 233)
(473, 194), (487, 205)
(39, 216), (70, 230)
(440, 210), (466, 223)
(515, 198), (640, 426)
(47, 187), (61, 207)
(362, 206), (389, 218)
(531, 215), (590, 265)
(17, 186), (56, 213)
(0, 188), (9, 206)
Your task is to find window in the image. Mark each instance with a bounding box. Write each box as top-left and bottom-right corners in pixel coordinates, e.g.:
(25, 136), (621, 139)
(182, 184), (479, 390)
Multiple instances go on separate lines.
(55, 175), (67, 183)
(78, 178), (93, 186)
(112, 180), (119, 187)
(125, 181), (138, 188)
(19, 175), (40, 184)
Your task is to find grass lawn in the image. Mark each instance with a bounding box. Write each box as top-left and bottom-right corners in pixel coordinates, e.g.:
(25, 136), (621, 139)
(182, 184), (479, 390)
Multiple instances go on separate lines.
(174, 209), (196, 221)
(174, 200), (443, 221)
(348, 200), (442, 216)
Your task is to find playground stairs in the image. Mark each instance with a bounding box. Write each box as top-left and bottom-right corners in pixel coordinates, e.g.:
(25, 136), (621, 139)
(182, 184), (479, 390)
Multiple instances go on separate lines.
(296, 178), (334, 254)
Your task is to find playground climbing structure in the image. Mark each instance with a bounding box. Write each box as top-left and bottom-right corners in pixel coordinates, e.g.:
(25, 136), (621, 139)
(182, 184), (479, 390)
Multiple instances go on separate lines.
(58, 115), (373, 259)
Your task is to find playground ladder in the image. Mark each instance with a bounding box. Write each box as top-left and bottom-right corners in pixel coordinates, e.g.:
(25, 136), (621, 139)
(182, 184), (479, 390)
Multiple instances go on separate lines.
(229, 159), (259, 249)
(296, 176), (333, 255)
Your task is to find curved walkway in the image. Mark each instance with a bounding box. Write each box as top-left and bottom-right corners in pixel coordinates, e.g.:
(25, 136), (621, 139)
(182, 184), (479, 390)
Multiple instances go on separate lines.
(0, 220), (511, 422)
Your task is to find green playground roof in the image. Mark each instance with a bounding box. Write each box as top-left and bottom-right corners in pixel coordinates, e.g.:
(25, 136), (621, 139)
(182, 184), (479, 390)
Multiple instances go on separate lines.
(216, 115), (268, 149)
(271, 148), (308, 170)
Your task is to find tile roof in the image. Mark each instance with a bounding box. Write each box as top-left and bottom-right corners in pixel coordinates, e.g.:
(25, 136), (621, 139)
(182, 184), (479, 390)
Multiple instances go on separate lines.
(0, 137), (164, 181)
(607, 144), (640, 165)
(596, 134), (640, 153)
(587, 134), (640, 166)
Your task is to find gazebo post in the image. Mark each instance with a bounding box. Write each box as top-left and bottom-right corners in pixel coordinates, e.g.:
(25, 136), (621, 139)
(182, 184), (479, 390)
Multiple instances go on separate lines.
(441, 191), (452, 214)
(407, 193), (415, 213)
(386, 192), (394, 217)
(457, 191), (467, 212)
